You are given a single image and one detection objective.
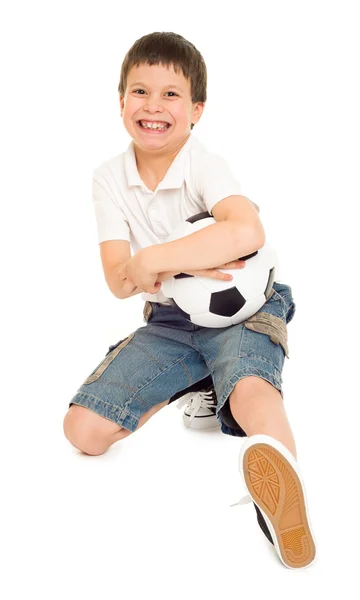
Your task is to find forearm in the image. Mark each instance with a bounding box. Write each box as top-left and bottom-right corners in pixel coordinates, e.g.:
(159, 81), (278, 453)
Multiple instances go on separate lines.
(106, 264), (144, 300)
(107, 261), (178, 299)
(118, 275), (177, 299)
(143, 221), (264, 274)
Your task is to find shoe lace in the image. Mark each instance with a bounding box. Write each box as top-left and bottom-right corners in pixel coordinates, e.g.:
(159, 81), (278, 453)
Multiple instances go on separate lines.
(176, 389), (216, 425)
(229, 494), (252, 508)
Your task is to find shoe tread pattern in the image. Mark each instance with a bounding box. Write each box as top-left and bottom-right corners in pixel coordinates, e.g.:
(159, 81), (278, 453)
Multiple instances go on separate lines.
(243, 444), (316, 568)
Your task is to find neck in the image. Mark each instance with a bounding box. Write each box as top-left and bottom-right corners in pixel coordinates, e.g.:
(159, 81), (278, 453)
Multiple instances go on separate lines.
(133, 135), (190, 179)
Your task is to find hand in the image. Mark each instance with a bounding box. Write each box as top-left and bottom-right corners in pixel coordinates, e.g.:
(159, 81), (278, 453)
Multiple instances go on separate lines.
(186, 259), (246, 281)
(117, 253), (162, 295)
(155, 259), (246, 283)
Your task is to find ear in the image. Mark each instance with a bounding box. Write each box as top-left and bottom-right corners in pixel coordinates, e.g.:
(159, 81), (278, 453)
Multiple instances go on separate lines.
(119, 95), (124, 117)
(191, 102), (205, 125)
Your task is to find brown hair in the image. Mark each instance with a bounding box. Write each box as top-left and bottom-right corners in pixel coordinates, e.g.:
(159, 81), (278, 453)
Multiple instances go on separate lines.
(118, 32), (207, 129)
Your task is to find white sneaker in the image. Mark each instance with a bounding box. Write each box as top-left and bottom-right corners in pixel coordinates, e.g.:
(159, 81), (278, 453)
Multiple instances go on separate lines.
(176, 384), (220, 430)
(231, 434), (317, 569)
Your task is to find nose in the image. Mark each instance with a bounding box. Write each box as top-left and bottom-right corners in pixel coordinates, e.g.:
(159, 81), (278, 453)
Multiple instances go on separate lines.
(143, 94), (164, 113)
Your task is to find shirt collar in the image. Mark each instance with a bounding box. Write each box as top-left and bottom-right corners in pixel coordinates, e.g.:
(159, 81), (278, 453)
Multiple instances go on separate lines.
(124, 135), (193, 191)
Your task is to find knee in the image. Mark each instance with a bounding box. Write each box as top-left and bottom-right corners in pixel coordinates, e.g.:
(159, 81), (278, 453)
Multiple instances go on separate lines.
(229, 376), (282, 427)
(63, 405), (111, 456)
(231, 375), (275, 400)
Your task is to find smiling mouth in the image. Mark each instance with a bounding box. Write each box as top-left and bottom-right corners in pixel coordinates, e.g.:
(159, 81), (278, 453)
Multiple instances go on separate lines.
(136, 120), (172, 132)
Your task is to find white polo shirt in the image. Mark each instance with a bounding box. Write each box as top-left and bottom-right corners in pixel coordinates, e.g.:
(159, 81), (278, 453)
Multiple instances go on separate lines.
(92, 134), (258, 304)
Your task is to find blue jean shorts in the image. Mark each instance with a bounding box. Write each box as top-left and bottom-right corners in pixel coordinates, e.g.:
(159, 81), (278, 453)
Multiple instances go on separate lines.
(69, 282), (296, 437)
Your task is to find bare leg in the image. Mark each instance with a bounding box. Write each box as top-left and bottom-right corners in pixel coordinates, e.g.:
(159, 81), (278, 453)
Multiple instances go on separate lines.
(229, 376), (297, 458)
(63, 398), (169, 456)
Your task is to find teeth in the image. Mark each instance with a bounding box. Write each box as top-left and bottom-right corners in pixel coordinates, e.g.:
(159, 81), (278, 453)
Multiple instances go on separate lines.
(140, 121), (168, 130)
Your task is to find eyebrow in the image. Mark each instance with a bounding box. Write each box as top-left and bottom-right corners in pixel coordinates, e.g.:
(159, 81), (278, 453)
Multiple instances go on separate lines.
(129, 82), (184, 92)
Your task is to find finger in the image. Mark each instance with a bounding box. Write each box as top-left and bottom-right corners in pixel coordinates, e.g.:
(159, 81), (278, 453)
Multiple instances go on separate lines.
(193, 269), (232, 280)
(185, 269), (233, 280)
(212, 269), (233, 281)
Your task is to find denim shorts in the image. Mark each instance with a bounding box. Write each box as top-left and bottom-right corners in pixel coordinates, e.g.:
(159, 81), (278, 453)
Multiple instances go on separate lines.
(69, 282), (296, 437)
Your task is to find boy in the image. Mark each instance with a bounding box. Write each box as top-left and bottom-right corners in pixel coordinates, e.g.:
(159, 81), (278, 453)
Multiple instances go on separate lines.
(63, 32), (316, 569)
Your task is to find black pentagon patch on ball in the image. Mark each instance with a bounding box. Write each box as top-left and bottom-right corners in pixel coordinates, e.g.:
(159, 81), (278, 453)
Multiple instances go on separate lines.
(167, 298), (192, 321)
(174, 272), (193, 280)
(239, 250), (258, 261)
(186, 211), (211, 223)
(209, 287), (246, 317)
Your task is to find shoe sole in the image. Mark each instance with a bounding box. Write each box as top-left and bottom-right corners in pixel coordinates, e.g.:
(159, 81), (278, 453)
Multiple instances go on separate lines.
(242, 438), (316, 569)
(182, 414), (220, 430)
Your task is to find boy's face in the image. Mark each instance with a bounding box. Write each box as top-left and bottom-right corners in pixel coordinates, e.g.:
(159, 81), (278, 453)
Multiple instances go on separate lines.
(119, 63), (205, 152)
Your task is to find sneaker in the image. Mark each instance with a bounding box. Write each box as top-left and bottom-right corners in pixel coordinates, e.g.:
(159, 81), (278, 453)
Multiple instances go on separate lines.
(176, 384), (220, 430)
(231, 434), (317, 569)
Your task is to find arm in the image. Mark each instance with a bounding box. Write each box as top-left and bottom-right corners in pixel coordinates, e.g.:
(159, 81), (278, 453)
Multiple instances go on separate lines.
(111, 278), (144, 300)
(141, 195), (265, 274)
(120, 270), (180, 299)
(115, 262), (180, 299)
(115, 271), (179, 300)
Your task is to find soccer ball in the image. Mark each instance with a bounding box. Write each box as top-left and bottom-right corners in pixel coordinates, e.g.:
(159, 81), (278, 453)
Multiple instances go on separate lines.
(161, 211), (277, 328)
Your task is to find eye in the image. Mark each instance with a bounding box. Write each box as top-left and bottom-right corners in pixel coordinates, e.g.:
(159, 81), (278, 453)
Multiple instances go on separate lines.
(132, 89), (178, 97)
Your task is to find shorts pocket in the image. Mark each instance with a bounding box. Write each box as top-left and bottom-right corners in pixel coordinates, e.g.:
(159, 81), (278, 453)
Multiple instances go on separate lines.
(271, 283), (296, 325)
(83, 332), (135, 385)
(143, 301), (153, 323)
(243, 312), (289, 358)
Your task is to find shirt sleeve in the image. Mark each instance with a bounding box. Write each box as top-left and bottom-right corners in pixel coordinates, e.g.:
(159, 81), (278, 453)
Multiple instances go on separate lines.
(92, 171), (131, 244)
(196, 153), (260, 214)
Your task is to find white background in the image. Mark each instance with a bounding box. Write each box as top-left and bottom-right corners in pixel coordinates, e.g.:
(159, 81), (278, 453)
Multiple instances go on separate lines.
(1, 0), (359, 598)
